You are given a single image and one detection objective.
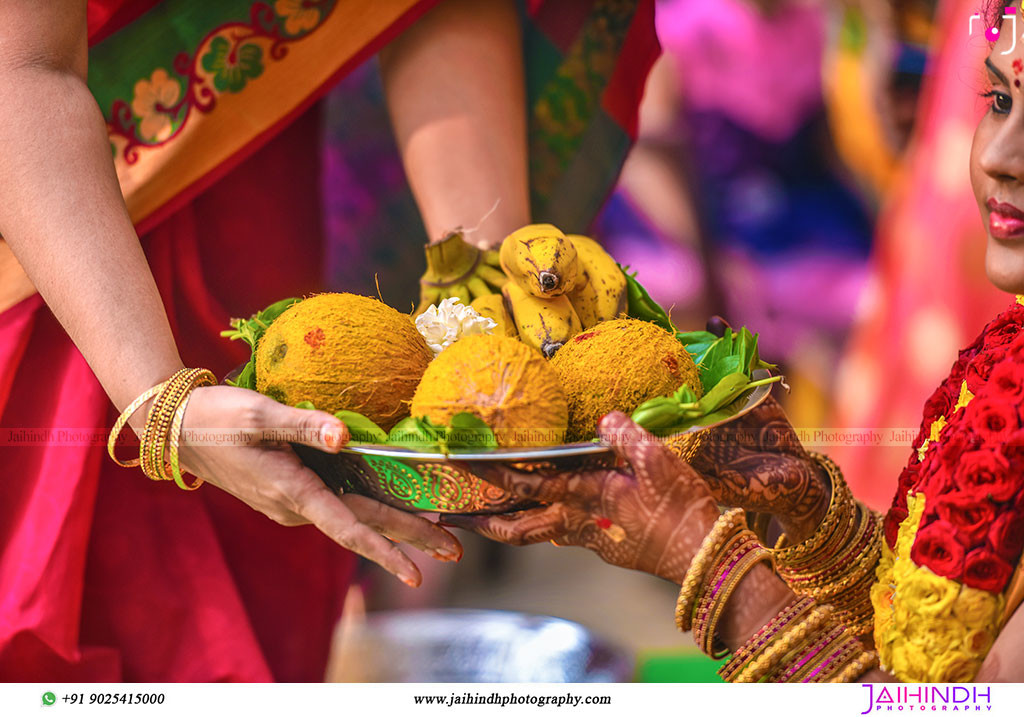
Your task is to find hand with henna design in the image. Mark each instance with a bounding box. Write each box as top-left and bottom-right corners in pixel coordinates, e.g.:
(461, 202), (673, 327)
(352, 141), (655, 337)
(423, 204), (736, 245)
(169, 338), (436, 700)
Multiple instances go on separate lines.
(443, 412), (720, 584)
(689, 395), (829, 543)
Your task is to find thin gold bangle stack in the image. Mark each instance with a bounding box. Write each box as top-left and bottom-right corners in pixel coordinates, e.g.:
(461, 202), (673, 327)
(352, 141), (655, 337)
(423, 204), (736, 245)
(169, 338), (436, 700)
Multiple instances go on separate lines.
(772, 452), (882, 635)
(107, 367), (215, 491)
(675, 508), (747, 632)
(674, 474), (880, 683)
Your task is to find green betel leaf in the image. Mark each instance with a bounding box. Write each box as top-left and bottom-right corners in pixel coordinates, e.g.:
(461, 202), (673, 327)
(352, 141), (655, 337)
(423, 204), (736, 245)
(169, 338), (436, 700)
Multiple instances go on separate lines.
(221, 297), (300, 392)
(697, 333), (730, 370)
(417, 416), (450, 441)
(620, 265), (676, 333)
(697, 372), (751, 415)
(256, 297), (301, 327)
(221, 297), (299, 349)
(294, 400), (316, 410)
(703, 354), (744, 391)
(746, 330), (779, 373)
(677, 330), (717, 345)
(387, 416), (440, 452)
(677, 330), (718, 364)
(447, 412), (499, 449)
(226, 361), (257, 390)
(333, 410), (387, 444)
(673, 384), (700, 405)
(686, 400), (748, 427)
(631, 396), (686, 434)
(736, 328), (750, 372)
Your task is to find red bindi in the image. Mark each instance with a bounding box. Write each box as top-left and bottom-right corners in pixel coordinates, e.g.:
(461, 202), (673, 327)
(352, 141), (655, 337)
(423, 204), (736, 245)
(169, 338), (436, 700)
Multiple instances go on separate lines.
(1013, 58), (1023, 75)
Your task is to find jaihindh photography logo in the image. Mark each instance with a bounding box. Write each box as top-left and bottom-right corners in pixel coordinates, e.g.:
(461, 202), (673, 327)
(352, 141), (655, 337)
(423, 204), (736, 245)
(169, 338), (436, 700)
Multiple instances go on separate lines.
(860, 685), (993, 713)
(971, 7), (1019, 53)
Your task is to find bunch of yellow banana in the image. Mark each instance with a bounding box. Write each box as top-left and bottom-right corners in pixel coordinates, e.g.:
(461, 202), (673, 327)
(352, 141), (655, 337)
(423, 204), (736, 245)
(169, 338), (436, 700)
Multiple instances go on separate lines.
(564, 233), (628, 329)
(496, 223), (627, 357)
(417, 231), (508, 315)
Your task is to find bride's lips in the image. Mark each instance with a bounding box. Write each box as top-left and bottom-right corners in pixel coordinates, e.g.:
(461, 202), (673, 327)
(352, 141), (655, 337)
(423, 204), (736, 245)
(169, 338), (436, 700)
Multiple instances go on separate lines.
(987, 198), (1024, 240)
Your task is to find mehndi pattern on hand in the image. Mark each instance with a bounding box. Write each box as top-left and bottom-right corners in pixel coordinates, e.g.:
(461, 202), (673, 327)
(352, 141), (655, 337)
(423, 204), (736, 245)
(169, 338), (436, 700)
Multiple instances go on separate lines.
(444, 412), (720, 584)
(690, 396), (829, 543)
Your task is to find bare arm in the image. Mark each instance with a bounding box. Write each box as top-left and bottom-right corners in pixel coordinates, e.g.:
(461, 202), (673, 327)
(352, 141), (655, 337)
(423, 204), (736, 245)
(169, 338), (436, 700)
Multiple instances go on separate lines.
(0, 0), (460, 584)
(0, 1), (180, 420)
(379, 0), (530, 248)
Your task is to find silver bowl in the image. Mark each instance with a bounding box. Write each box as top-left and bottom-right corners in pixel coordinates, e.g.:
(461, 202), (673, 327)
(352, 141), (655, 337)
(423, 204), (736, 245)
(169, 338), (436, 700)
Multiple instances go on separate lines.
(328, 609), (633, 682)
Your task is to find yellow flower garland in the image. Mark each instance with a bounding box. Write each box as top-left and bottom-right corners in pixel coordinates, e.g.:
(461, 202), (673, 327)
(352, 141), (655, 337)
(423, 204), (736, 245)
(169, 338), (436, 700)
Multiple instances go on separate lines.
(872, 492), (1005, 682)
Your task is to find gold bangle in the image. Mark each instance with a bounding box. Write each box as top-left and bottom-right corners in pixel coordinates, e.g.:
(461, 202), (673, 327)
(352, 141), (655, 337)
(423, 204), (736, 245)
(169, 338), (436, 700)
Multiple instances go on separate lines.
(806, 638), (864, 683)
(141, 369), (202, 480)
(719, 597), (815, 682)
(786, 505), (875, 592)
(699, 545), (773, 659)
(733, 605), (835, 683)
(168, 370), (215, 490)
(759, 605), (838, 683)
(780, 625), (848, 683)
(675, 508), (746, 632)
(771, 454), (883, 637)
(828, 650), (878, 683)
(774, 453), (852, 562)
(780, 501), (865, 581)
(799, 517), (882, 604)
(139, 368), (213, 485)
(692, 534), (760, 651)
(107, 380), (170, 468)
(140, 378), (188, 479)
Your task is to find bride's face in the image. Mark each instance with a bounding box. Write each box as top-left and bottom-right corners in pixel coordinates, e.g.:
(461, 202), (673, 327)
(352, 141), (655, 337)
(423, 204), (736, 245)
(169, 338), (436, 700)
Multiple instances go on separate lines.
(971, 2), (1024, 293)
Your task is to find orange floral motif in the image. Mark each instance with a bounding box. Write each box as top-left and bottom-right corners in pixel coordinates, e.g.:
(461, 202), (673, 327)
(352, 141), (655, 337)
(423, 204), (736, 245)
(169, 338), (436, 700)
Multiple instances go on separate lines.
(274, 0), (322, 36)
(130, 69), (181, 142)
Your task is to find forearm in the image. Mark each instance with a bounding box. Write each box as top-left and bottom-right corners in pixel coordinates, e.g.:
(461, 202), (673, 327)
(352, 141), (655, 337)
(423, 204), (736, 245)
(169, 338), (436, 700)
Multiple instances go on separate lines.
(380, 0), (530, 248)
(716, 565), (896, 683)
(0, 65), (182, 422)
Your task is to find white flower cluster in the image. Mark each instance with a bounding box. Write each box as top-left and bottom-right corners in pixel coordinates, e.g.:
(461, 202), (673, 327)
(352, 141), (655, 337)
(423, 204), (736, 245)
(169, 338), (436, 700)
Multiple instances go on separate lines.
(415, 297), (497, 356)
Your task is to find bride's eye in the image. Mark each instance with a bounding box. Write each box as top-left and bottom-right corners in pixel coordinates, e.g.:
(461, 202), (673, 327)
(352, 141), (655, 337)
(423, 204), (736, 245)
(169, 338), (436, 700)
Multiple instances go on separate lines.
(983, 90), (1013, 115)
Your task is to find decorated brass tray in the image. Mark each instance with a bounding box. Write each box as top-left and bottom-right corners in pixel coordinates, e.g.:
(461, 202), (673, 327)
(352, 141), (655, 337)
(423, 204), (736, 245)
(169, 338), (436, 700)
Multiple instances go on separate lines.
(293, 368), (774, 514)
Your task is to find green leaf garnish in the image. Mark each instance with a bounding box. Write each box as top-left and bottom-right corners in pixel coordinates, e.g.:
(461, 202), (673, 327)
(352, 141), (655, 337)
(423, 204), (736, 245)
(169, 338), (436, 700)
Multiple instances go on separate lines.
(285, 400), (496, 451)
(222, 297), (300, 390)
(388, 416), (450, 452)
(333, 410), (388, 444)
(447, 412), (499, 449)
(386, 413), (497, 453)
(620, 265), (676, 333)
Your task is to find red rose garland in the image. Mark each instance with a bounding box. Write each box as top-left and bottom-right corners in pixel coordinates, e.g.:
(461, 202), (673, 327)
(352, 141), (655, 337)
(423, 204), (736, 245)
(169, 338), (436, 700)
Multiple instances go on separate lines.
(884, 301), (1024, 593)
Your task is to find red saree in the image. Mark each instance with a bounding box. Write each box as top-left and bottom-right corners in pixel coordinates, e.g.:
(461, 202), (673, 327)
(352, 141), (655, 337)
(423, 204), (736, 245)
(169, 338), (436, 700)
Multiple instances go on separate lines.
(0, 0), (658, 682)
(0, 109), (358, 682)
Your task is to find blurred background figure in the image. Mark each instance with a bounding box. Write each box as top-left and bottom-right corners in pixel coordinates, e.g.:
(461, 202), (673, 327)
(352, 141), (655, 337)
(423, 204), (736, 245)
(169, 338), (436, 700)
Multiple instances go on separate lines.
(829, 0), (1009, 509)
(591, 0), (883, 432)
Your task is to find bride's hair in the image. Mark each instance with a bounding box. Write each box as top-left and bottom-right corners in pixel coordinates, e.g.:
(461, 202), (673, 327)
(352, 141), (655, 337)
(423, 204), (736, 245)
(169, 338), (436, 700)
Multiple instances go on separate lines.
(990, 0), (1019, 25)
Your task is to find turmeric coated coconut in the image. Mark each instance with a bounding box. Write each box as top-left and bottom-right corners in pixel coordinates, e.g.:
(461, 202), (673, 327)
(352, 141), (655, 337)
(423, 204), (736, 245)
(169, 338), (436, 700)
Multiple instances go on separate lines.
(255, 293), (432, 430)
(550, 318), (702, 441)
(410, 334), (568, 447)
